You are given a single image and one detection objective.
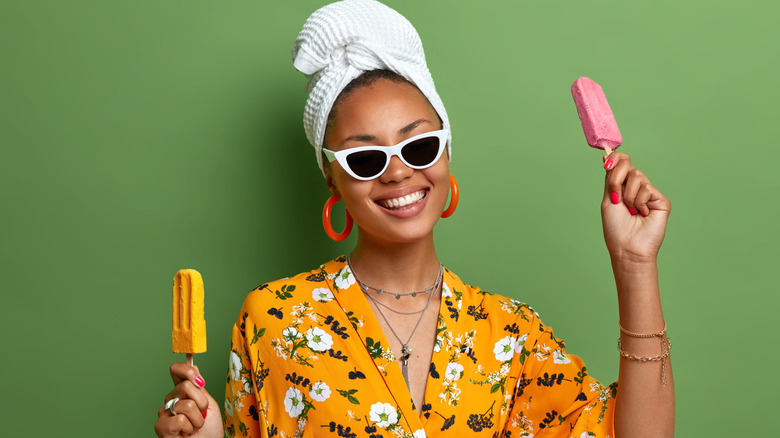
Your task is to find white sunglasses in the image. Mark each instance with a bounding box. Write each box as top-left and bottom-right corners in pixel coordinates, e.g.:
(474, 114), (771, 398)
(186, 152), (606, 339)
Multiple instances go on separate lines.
(322, 129), (449, 181)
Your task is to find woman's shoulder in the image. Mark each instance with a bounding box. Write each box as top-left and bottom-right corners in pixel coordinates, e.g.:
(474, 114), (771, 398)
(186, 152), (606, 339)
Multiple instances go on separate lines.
(442, 267), (540, 324)
(239, 256), (346, 312)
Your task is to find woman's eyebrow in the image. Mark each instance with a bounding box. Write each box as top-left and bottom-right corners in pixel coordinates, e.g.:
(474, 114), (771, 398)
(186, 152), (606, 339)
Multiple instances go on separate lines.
(398, 119), (430, 135)
(340, 134), (376, 147)
(338, 119), (432, 148)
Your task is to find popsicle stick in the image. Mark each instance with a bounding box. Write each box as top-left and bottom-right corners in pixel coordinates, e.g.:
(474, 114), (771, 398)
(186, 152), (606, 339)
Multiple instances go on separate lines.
(187, 353), (194, 366)
(604, 147), (613, 157)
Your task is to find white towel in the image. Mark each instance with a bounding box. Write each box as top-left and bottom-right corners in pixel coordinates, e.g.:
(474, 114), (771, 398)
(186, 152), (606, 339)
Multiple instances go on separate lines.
(292, 0), (451, 175)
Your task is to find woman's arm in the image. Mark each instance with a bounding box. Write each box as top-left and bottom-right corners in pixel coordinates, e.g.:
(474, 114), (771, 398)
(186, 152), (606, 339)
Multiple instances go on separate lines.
(600, 152), (675, 437)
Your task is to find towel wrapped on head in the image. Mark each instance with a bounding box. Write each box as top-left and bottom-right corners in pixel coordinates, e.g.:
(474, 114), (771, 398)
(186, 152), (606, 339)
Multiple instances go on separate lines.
(292, 0), (451, 175)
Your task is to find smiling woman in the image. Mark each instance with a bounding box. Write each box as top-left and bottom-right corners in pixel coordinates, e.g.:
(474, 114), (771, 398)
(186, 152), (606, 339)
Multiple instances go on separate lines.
(323, 78), (451, 245)
(154, 1), (674, 437)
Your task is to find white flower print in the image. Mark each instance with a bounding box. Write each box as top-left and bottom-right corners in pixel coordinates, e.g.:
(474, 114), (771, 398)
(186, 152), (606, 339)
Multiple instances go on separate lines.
(284, 387), (305, 418)
(273, 341), (285, 358)
(312, 287), (334, 302)
(309, 381), (331, 402)
(369, 402), (398, 428)
(282, 327), (301, 342)
(233, 395), (243, 414)
(306, 327), (333, 351)
(224, 398), (234, 417)
(441, 282), (452, 298)
(334, 267), (356, 290)
(445, 362), (464, 381)
(229, 351), (242, 381)
(242, 375), (253, 394)
(493, 336), (517, 362)
(413, 429), (427, 438)
(553, 349), (571, 364)
(534, 344), (551, 361)
(515, 333), (528, 353)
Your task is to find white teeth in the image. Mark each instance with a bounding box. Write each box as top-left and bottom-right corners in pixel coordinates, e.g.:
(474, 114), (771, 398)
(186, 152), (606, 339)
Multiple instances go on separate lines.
(380, 190), (425, 209)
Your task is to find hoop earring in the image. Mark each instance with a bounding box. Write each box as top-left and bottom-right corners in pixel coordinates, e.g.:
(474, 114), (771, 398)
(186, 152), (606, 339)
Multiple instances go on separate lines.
(323, 195), (353, 241)
(441, 174), (459, 218)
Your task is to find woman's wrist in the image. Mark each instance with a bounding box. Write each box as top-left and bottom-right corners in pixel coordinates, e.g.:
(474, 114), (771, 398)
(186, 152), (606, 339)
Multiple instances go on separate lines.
(609, 251), (659, 276)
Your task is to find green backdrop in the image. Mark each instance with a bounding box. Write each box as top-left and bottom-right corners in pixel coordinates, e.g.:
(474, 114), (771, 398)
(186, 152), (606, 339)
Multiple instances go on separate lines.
(2, 0), (777, 436)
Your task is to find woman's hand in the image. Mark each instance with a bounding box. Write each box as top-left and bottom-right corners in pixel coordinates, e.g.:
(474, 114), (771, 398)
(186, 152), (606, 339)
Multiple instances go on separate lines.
(154, 363), (223, 438)
(600, 152), (671, 266)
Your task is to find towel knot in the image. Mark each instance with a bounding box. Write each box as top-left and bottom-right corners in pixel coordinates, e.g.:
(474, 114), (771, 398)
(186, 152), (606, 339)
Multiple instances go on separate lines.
(291, 0), (451, 175)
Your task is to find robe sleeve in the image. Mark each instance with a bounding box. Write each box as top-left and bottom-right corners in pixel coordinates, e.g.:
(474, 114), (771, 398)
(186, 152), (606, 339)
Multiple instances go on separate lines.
(223, 308), (269, 438)
(505, 313), (617, 438)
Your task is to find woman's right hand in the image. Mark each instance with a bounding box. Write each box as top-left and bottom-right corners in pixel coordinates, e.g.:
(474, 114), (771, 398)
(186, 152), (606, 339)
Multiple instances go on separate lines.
(154, 363), (224, 438)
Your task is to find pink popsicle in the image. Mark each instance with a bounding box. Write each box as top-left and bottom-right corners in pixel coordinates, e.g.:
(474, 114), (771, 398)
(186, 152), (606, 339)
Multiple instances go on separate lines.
(571, 77), (622, 153)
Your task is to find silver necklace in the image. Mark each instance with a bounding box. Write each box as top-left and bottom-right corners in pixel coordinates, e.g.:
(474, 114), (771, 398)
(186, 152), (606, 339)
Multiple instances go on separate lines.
(347, 254), (439, 299)
(346, 255), (443, 387)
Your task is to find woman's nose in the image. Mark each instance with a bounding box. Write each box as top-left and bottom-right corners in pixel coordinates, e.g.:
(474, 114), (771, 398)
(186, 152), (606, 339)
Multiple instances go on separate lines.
(379, 155), (413, 183)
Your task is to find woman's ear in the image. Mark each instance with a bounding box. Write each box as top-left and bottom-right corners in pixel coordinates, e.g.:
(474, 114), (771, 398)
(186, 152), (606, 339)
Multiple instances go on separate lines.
(323, 163), (338, 197)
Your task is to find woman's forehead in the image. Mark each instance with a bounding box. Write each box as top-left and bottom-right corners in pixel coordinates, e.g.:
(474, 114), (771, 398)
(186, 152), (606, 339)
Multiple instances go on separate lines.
(328, 79), (440, 144)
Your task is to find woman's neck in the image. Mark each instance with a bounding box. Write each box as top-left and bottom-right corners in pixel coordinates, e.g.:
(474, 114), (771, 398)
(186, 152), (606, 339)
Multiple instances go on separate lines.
(349, 233), (441, 295)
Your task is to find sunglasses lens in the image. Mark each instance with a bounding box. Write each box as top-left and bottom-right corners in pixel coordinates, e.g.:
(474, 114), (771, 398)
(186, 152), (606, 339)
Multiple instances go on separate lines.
(345, 150), (387, 179)
(401, 136), (441, 167)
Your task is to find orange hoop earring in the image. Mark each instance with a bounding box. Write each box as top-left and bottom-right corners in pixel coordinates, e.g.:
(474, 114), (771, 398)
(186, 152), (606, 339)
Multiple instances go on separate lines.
(441, 174), (459, 218)
(323, 195), (353, 241)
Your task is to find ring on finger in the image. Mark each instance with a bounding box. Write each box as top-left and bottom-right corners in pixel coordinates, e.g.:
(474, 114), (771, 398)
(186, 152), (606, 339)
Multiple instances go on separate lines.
(164, 397), (180, 416)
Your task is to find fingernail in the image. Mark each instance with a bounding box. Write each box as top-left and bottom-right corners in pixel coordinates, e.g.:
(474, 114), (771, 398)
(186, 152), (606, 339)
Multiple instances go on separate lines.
(203, 410), (208, 419)
(640, 209), (648, 217)
(627, 206), (637, 215)
(195, 376), (206, 387)
(604, 158), (614, 170)
(610, 192), (619, 204)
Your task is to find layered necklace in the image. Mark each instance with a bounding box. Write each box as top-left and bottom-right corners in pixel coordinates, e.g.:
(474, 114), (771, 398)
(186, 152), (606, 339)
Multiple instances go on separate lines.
(346, 254), (443, 388)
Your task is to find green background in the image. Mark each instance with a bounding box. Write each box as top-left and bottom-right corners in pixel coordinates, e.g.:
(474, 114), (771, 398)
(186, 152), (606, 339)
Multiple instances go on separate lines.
(2, 0), (777, 435)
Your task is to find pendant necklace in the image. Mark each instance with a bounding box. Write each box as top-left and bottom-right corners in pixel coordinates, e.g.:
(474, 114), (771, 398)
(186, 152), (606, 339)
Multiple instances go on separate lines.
(347, 254), (443, 388)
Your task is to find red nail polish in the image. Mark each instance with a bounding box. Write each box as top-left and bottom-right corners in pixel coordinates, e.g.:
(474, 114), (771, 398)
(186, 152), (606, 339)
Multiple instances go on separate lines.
(640, 209), (648, 217)
(610, 192), (619, 204)
(604, 158), (614, 170)
(203, 410), (208, 419)
(628, 206), (637, 215)
(195, 376), (206, 387)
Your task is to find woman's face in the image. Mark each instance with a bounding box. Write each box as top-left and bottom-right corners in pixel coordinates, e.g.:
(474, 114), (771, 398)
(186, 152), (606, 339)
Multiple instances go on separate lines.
(324, 78), (450, 245)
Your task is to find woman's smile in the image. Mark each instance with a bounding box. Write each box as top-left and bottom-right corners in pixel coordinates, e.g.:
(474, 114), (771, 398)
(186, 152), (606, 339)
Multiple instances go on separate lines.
(376, 188), (428, 210)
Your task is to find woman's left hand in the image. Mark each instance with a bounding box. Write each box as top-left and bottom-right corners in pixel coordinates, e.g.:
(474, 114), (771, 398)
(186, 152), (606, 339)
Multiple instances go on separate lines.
(600, 152), (671, 265)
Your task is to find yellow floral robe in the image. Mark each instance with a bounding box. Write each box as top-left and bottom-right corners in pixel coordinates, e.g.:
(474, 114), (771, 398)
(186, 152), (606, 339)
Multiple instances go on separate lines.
(224, 256), (616, 437)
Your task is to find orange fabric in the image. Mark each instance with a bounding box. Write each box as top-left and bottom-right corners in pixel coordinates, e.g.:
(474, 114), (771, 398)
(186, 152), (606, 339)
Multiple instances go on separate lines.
(224, 257), (616, 437)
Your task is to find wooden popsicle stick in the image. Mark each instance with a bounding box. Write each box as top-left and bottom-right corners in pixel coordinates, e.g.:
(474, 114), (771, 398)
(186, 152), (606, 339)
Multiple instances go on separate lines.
(604, 147), (613, 157)
(187, 353), (193, 366)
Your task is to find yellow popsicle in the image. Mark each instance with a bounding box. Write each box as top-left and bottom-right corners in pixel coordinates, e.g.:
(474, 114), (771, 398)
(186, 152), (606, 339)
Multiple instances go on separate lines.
(172, 269), (207, 364)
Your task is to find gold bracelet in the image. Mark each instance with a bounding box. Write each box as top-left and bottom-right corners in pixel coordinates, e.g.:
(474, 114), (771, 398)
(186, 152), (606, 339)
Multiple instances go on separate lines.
(619, 321), (666, 338)
(617, 335), (672, 385)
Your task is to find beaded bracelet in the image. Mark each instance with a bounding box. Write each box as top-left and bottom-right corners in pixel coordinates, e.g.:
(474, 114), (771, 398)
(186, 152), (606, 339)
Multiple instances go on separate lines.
(617, 322), (672, 385)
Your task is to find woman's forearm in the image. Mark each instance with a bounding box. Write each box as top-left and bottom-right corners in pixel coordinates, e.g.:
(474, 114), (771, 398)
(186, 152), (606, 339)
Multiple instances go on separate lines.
(612, 260), (675, 438)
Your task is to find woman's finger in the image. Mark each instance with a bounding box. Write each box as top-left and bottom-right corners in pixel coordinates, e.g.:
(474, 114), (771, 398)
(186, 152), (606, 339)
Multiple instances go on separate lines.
(173, 398), (207, 429)
(633, 183), (654, 216)
(166, 379), (210, 415)
(621, 168), (647, 212)
(170, 362), (206, 388)
(155, 405), (195, 438)
(603, 152), (632, 205)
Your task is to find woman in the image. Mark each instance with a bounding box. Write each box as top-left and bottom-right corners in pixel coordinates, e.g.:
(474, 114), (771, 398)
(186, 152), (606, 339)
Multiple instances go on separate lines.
(155, 1), (674, 437)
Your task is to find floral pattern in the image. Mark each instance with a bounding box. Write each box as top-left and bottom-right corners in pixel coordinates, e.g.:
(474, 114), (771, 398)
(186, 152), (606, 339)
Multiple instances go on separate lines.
(224, 257), (616, 437)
